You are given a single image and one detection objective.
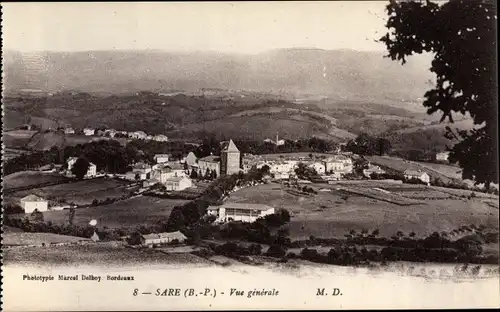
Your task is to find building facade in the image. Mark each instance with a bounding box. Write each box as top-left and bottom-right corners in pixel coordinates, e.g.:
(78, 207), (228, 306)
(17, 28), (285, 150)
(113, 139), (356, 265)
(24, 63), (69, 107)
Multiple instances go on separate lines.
(207, 202), (275, 223)
(141, 231), (187, 247)
(20, 194), (48, 213)
(164, 176), (193, 191)
(220, 139), (241, 175)
(198, 156), (221, 177)
(154, 154), (171, 164)
(83, 128), (95, 136)
(404, 170), (431, 184)
(436, 151), (450, 162)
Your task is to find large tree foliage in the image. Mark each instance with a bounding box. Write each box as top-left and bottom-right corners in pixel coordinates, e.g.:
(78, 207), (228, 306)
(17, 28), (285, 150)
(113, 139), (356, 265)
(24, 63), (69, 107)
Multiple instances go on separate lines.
(380, 0), (498, 189)
(71, 157), (90, 180)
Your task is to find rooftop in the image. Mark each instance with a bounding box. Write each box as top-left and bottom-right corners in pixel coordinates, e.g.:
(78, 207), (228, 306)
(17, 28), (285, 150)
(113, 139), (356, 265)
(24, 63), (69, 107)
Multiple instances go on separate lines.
(142, 231), (187, 240)
(199, 155), (220, 163)
(20, 194), (46, 202)
(221, 139), (239, 153)
(218, 202), (275, 211)
(404, 169), (427, 176)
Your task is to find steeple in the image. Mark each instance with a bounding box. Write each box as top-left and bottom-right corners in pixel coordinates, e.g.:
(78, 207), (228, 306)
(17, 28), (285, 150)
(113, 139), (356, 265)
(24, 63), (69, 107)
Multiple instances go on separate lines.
(223, 139), (239, 153)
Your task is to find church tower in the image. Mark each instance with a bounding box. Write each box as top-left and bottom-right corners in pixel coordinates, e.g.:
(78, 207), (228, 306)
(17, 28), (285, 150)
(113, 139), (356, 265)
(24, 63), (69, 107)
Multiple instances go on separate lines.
(220, 139), (241, 175)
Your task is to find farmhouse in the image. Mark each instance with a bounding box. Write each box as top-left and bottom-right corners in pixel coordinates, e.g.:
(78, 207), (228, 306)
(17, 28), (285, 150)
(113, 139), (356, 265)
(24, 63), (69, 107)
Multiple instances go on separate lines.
(127, 162), (152, 180)
(324, 155), (353, 174)
(20, 194), (48, 213)
(263, 133), (285, 146)
(363, 164), (386, 178)
(154, 154), (171, 164)
(308, 161), (326, 175)
(129, 131), (148, 140)
(151, 165), (186, 183)
(404, 169), (431, 185)
(198, 155), (221, 177)
(83, 128), (95, 136)
(207, 202), (275, 223)
(152, 134), (169, 142)
(436, 151), (450, 162)
(141, 231), (187, 247)
(164, 176), (193, 191)
(64, 128), (75, 134)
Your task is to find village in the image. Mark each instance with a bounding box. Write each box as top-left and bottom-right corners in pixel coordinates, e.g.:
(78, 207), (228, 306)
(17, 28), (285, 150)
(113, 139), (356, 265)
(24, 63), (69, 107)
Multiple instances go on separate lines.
(6, 130), (477, 254)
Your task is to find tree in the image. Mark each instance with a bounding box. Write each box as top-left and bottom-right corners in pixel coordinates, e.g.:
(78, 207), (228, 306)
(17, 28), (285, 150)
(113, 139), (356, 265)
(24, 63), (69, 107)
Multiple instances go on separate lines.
(376, 138), (392, 156)
(205, 168), (211, 180)
(380, 0), (498, 190)
(71, 157), (90, 179)
(190, 169), (198, 179)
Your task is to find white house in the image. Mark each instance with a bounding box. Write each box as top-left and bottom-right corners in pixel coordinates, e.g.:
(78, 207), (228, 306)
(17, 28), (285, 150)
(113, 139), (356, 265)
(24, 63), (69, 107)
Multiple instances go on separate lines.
(436, 151), (450, 162)
(140, 231), (187, 247)
(129, 131), (148, 140)
(152, 134), (169, 142)
(151, 165), (186, 183)
(64, 128), (75, 134)
(154, 154), (171, 164)
(404, 169), (431, 185)
(324, 155), (353, 175)
(83, 128), (95, 136)
(20, 194), (48, 213)
(86, 163), (97, 177)
(308, 161), (326, 175)
(207, 202), (275, 223)
(363, 164), (386, 178)
(164, 176), (193, 191)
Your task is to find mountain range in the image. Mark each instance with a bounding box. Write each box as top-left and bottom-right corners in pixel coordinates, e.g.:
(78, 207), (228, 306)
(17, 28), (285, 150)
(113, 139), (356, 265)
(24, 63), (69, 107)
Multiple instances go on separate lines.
(3, 48), (434, 107)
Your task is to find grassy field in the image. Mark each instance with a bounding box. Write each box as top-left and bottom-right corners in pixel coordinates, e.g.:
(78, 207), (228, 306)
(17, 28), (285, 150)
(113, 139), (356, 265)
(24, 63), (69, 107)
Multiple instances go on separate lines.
(228, 182), (499, 240)
(3, 130), (37, 148)
(40, 195), (189, 229)
(3, 233), (91, 246)
(2, 242), (212, 266)
(3, 171), (71, 191)
(366, 155), (460, 184)
(9, 178), (138, 206)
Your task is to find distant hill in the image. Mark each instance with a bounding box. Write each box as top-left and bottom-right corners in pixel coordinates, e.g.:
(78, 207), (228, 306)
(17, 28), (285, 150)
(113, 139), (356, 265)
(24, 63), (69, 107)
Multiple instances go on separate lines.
(2, 49), (433, 107)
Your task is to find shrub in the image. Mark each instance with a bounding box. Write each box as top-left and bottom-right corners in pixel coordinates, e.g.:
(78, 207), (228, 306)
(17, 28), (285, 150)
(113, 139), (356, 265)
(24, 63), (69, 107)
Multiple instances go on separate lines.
(266, 244), (287, 258)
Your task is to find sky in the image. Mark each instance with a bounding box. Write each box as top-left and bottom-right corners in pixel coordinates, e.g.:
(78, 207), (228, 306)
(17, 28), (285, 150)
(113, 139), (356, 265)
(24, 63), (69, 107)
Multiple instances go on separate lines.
(2, 1), (390, 54)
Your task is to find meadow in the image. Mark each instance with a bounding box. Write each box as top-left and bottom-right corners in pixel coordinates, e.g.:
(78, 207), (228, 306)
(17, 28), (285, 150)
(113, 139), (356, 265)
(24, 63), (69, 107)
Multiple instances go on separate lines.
(228, 182), (499, 240)
(3, 171), (71, 191)
(9, 178), (138, 206)
(40, 195), (189, 229)
(3, 232), (91, 246)
(2, 241), (211, 266)
(366, 155), (460, 184)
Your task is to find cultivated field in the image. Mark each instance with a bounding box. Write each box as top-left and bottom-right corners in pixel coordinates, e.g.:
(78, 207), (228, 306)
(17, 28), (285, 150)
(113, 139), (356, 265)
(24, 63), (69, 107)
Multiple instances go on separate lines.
(2, 242), (212, 266)
(3, 233), (91, 246)
(9, 178), (138, 206)
(3, 171), (71, 191)
(366, 155), (460, 184)
(3, 130), (37, 148)
(40, 195), (189, 228)
(228, 182), (499, 240)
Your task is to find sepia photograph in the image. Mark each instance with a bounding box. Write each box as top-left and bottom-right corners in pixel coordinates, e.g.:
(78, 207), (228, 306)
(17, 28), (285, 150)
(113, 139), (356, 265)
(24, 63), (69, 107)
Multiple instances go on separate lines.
(1, 1), (499, 310)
